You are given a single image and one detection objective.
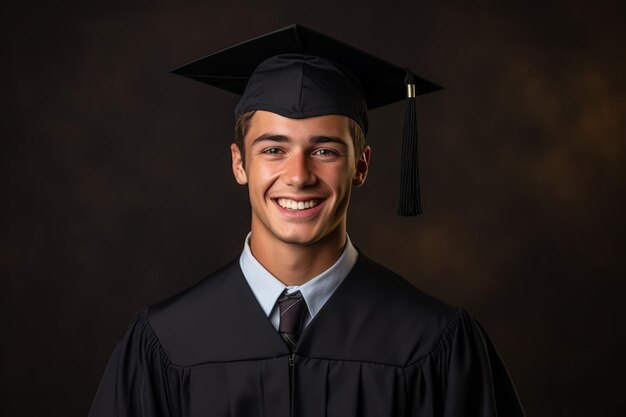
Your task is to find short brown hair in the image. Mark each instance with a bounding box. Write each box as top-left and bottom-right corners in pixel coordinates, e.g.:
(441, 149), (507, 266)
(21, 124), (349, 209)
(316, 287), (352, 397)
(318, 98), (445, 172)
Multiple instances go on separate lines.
(233, 111), (366, 166)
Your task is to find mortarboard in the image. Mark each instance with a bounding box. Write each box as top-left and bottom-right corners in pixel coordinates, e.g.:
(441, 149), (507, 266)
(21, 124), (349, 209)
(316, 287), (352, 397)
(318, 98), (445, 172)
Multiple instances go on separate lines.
(171, 24), (441, 216)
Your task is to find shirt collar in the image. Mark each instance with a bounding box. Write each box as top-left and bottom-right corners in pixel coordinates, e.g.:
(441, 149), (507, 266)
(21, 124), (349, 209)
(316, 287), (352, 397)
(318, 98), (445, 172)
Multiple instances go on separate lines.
(239, 232), (358, 320)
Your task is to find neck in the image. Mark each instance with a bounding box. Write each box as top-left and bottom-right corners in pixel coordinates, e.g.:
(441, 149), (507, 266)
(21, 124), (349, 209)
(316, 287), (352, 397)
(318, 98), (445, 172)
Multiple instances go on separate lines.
(249, 228), (347, 286)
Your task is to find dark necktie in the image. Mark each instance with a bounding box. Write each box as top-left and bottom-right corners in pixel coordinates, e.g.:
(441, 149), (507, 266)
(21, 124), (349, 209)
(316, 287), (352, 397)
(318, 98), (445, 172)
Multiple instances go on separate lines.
(278, 290), (308, 351)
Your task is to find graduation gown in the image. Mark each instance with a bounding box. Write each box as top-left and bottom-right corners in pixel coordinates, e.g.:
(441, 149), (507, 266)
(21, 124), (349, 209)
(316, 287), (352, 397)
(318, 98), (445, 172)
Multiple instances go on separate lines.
(88, 253), (525, 417)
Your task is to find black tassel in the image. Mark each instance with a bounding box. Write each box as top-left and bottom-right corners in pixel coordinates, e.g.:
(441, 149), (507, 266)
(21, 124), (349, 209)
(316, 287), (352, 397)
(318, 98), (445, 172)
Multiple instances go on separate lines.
(398, 69), (422, 216)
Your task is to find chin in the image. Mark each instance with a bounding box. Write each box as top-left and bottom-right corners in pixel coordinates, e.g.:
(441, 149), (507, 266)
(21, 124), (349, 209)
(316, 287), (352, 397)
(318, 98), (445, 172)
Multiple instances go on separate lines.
(274, 221), (345, 248)
(272, 229), (324, 247)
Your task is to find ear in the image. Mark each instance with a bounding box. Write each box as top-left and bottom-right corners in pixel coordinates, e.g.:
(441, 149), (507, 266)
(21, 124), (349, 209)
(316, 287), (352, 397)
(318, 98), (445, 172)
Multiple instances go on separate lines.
(352, 145), (371, 187)
(230, 143), (248, 185)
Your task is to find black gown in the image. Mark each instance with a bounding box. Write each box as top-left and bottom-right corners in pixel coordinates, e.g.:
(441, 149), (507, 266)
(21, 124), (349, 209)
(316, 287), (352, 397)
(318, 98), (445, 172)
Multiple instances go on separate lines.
(88, 252), (525, 417)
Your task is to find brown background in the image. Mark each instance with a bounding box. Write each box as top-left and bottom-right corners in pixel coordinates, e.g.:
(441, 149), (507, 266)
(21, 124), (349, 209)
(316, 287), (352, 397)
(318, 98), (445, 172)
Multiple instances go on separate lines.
(1, 1), (625, 416)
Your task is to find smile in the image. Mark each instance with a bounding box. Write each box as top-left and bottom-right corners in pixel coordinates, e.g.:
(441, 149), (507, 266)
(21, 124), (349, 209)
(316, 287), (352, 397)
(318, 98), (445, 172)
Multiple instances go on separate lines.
(276, 198), (321, 211)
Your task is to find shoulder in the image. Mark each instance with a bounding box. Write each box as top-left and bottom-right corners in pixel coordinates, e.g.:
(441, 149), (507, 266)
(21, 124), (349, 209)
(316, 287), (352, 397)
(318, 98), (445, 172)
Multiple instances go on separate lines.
(148, 257), (240, 322)
(355, 251), (457, 323)
(303, 251), (461, 365)
(141, 257), (290, 365)
(144, 257), (244, 364)
(358, 253), (486, 364)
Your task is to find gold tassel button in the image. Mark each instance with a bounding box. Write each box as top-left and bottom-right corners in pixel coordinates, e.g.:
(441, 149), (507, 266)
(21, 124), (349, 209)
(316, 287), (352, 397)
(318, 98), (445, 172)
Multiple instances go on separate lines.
(406, 83), (416, 98)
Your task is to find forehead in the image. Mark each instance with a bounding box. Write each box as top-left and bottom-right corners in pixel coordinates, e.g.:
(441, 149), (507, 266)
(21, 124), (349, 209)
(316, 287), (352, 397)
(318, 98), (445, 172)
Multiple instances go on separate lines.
(245, 111), (353, 145)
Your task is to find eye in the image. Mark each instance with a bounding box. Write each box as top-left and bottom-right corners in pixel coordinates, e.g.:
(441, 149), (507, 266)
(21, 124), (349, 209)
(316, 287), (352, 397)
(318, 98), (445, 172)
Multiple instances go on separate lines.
(262, 147), (283, 155)
(313, 148), (338, 157)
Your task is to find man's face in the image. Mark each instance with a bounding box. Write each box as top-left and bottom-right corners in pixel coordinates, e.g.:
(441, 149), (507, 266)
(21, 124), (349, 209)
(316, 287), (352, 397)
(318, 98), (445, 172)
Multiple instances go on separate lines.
(231, 110), (370, 248)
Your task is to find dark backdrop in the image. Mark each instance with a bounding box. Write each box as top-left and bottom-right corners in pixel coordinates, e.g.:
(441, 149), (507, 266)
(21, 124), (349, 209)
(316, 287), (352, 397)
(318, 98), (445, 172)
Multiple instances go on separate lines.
(2, 1), (624, 416)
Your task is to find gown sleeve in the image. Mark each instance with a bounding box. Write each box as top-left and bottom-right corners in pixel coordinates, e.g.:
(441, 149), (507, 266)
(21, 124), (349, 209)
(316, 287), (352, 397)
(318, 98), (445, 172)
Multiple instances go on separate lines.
(88, 308), (178, 417)
(409, 308), (525, 417)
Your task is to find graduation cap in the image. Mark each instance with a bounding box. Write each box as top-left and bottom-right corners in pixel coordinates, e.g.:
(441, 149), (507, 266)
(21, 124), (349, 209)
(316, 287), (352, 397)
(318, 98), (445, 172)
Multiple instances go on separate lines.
(171, 24), (441, 216)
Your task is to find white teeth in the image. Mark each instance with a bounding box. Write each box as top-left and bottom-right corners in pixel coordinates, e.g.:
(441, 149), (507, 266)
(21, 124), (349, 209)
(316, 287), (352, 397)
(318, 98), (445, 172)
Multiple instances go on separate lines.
(277, 198), (320, 210)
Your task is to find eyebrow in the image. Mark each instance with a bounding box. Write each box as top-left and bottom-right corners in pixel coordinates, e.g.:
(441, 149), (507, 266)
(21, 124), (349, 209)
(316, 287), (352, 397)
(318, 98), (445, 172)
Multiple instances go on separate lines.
(310, 135), (348, 147)
(250, 134), (289, 147)
(250, 134), (348, 147)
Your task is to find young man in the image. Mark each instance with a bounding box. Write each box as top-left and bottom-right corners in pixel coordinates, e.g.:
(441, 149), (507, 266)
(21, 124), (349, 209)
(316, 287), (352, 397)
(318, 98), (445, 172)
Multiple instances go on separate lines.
(89, 25), (525, 417)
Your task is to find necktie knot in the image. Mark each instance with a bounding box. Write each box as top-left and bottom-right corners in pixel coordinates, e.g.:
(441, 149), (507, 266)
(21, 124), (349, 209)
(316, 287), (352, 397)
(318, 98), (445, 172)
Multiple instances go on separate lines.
(278, 290), (307, 351)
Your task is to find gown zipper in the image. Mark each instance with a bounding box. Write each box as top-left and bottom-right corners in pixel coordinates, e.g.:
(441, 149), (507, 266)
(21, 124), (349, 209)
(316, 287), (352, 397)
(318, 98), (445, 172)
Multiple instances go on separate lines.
(289, 353), (295, 417)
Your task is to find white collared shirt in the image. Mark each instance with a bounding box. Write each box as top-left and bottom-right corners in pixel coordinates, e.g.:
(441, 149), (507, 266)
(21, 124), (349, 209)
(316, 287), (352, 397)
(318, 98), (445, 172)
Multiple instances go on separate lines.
(239, 232), (358, 330)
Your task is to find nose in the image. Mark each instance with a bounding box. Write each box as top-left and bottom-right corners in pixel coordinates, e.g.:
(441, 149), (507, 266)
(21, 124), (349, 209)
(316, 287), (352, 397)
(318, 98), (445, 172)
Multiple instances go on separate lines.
(283, 151), (316, 188)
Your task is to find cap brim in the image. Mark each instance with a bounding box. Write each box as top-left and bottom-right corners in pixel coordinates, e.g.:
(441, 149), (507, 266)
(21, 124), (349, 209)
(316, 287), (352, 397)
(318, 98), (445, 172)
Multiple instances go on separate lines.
(171, 24), (442, 110)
